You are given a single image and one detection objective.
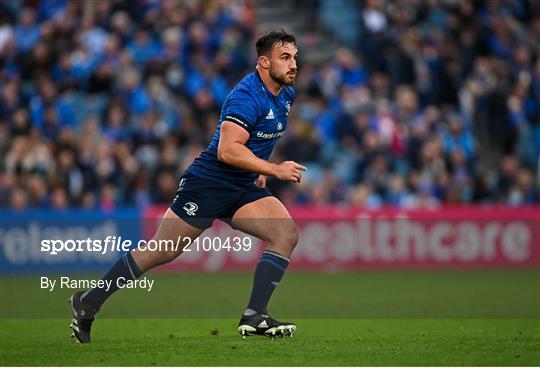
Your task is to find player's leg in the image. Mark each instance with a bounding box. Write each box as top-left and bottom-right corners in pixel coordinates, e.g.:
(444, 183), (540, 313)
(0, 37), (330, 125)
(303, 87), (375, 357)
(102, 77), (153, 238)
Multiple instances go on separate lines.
(69, 208), (204, 343)
(230, 196), (298, 338)
(231, 196), (298, 257)
(131, 208), (204, 271)
(83, 208), (203, 306)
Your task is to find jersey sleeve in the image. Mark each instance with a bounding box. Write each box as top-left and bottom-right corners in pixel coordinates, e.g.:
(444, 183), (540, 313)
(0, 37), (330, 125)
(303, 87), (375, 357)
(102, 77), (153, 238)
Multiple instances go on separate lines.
(221, 89), (259, 132)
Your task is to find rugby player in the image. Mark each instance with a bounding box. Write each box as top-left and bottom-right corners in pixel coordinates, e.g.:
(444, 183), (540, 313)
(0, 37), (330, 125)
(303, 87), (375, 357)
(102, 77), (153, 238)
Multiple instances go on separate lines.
(69, 30), (305, 343)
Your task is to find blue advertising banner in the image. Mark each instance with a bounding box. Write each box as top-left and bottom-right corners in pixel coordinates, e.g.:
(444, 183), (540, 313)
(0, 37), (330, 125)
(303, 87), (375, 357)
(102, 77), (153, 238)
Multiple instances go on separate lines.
(0, 209), (141, 274)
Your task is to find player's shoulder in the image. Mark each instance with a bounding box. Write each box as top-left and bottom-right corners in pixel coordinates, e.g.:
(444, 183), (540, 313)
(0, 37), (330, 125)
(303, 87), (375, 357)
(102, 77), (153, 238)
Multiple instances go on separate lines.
(234, 72), (265, 98)
(223, 73), (262, 108)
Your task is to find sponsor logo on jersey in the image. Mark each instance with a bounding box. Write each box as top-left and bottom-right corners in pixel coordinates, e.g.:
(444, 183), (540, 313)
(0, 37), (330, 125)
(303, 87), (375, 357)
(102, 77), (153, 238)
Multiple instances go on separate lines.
(256, 131), (284, 139)
(265, 108), (275, 119)
(225, 115), (248, 129)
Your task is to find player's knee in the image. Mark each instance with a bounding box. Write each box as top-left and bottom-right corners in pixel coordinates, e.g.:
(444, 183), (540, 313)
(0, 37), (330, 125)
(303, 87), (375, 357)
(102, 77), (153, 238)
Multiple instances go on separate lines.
(286, 225), (299, 250)
(270, 222), (298, 250)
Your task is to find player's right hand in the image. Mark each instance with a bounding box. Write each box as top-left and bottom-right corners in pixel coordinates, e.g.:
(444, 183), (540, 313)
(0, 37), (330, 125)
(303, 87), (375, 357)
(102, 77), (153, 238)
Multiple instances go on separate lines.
(273, 161), (307, 183)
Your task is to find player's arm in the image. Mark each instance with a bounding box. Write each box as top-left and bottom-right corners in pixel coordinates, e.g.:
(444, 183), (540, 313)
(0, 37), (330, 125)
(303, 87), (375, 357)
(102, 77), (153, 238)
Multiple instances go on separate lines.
(218, 121), (306, 182)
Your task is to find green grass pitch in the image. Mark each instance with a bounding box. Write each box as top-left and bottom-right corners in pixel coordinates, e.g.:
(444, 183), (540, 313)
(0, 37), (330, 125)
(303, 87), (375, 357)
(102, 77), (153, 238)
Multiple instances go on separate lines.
(1, 270), (539, 366)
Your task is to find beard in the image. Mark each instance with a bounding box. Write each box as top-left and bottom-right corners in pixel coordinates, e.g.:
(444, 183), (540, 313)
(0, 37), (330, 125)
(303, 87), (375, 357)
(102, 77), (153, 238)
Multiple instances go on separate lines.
(269, 68), (296, 86)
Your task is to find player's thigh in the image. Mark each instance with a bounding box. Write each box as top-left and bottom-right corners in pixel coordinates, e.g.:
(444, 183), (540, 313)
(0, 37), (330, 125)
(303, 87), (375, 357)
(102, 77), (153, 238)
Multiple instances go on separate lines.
(153, 207), (204, 242)
(133, 208), (204, 271)
(231, 196), (298, 253)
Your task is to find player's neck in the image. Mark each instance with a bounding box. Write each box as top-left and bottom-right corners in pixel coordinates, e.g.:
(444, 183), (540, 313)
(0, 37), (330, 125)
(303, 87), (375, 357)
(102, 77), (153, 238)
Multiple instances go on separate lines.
(256, 67), (282, 96)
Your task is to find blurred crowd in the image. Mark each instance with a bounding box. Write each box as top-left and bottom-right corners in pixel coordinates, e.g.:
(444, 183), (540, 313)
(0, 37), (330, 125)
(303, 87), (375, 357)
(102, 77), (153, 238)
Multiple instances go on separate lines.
(0, 0), (538, 211)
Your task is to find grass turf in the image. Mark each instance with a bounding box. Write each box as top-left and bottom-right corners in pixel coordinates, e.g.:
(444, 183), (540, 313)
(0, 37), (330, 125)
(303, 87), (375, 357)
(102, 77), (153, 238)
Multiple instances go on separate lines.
(0, 270), (539, 365)
(1, 319), (539, 366)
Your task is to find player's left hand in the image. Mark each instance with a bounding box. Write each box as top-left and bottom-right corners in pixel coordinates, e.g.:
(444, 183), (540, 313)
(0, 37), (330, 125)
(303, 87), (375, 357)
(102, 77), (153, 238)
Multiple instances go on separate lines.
(255, 175), (266, 188)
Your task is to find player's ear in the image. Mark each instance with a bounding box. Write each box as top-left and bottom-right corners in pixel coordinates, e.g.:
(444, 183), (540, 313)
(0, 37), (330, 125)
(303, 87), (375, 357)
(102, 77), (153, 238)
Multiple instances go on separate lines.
(258, 55), (270, 69)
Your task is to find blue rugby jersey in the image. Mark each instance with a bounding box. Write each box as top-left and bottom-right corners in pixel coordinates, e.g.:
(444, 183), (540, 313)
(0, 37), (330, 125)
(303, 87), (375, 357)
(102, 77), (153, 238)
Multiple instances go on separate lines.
(186, 71), (295, 186)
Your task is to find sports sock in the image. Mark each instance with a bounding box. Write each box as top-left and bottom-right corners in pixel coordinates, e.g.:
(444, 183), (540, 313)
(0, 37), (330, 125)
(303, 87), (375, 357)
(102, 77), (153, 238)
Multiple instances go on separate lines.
(243, 308), (257, 316)
(245, 250), (290, 315)
(81, 251), (143, 311)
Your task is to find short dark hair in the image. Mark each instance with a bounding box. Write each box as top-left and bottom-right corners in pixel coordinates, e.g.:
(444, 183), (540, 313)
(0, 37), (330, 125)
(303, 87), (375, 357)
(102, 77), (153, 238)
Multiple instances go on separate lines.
(255, 30), (296, 57)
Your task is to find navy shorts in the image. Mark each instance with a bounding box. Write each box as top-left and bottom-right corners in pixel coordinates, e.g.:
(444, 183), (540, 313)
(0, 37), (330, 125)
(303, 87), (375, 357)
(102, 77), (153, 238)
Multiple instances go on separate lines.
(170, 174), (273, 229)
